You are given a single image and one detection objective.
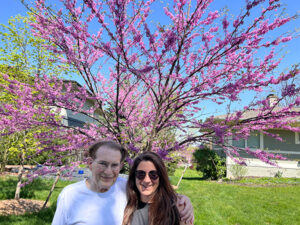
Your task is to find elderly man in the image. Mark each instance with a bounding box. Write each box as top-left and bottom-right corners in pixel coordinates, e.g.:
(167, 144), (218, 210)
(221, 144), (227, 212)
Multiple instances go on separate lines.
(52, 141), (193, 225)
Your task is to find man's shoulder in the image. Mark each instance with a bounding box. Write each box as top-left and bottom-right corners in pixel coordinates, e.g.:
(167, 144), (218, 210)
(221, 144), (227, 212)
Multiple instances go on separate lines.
(117, 175), (127, 183)
(60, 180), (86, 196)
(116, 176), (127, 186)
(114, 176), (127, 193)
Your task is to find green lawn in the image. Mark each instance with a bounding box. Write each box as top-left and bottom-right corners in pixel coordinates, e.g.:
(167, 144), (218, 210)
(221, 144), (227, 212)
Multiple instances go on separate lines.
(1, 170), (300, 225)
(171, 169), (300, 225)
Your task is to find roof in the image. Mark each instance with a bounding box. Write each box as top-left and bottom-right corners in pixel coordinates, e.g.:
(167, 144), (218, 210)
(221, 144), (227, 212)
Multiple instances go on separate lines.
(215, 106), (300, 127)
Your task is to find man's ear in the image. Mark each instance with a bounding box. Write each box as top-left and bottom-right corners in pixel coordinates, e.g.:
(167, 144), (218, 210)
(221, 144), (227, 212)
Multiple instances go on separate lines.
(87, 157), (93, 170)
(120, 162), (124, 170)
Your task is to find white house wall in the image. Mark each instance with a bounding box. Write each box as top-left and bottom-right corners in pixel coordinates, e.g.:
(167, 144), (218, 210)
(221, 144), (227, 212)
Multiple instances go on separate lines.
(225, 130), (300, 178)
(227, 157), (300, 178)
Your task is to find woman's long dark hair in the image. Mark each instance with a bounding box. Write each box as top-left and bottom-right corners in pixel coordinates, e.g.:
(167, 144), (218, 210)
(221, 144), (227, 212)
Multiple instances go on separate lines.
(122, 151), (180, 225)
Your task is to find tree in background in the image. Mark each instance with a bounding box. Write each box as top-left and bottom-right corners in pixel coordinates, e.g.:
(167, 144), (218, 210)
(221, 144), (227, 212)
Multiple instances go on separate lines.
(0, 15), (74, 176)
(0, 14), (74, 78)
(1, 0), (300, 174)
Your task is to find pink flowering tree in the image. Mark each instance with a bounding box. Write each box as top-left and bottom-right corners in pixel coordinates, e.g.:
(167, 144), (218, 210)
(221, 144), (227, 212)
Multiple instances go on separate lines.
(1, 0), (300, 173)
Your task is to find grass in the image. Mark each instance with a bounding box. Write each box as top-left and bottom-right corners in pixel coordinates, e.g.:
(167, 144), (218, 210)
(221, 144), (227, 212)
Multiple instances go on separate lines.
(170, 169), (300, 225)
(228, 177), (300, 185)
(0, 176), (73, 225)
(1, 170), (300, 225)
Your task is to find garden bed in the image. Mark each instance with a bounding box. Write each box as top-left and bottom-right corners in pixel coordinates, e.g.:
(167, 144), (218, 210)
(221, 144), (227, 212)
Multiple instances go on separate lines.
(0, 199), (47, 216)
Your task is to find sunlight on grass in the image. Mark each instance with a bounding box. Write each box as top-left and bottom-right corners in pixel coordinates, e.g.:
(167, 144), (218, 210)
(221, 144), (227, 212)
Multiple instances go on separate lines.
(171, 168), (300, 225)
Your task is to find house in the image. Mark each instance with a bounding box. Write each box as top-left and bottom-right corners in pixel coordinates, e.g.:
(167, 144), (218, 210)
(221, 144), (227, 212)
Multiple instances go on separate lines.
(213, 95), (300, 178)
(59, 80), (100, 128)
(55, 80), (101, 161)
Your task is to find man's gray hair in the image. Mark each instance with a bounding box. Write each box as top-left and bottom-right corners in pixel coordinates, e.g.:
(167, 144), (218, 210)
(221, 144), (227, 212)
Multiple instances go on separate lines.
(87, 140), (128, 162)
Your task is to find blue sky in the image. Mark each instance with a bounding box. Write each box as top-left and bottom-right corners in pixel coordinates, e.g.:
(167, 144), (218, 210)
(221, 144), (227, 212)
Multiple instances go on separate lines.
(1, 0), (299, 66)
(1, 0), (300, 117)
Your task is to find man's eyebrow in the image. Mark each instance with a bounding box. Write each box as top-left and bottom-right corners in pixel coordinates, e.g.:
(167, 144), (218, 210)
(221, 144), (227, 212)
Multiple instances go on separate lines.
(97, 160), (119, 164)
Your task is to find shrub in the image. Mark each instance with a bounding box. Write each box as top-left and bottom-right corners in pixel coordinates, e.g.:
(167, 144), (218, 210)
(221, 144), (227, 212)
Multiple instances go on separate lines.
(229, 163), (248, 180)
(193, 148), (226, 180)
(120, 160), (130, 175)
(165, 153), (185, 176)
(0, 177), (36, 200)
(274, 170), (283, 178)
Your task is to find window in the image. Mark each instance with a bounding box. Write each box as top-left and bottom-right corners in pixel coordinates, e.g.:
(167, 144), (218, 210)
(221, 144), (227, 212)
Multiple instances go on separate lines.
(296, 132), (300, 144)
(247, 133), (260, 148)
(232, 131), (261, 149)
(68, 117), (85, 128)
(233, 138), (246, 148)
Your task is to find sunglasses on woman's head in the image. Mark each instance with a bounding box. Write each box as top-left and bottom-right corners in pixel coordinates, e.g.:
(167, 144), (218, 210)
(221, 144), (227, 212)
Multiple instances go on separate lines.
(135, 170), (159, 181)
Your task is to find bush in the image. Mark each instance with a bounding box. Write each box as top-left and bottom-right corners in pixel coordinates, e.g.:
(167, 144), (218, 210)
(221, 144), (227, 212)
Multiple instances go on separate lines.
(0, 177), (38, 200)
(120, 160), (130, 175)
(229, 164), (248, 180)
(193, 148), (226, 180)
(274, 170), (283, 178)
(165, 153), (185, 176)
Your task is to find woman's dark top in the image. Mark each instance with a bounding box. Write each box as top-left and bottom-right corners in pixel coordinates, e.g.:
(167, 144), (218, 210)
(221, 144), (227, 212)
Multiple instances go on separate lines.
(131, 201), (149, 225)
(131, 200), (181, 225)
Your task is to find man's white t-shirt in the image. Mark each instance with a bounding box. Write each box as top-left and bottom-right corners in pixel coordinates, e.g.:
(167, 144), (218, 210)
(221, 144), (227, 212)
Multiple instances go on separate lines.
(52, 177), (127, 225)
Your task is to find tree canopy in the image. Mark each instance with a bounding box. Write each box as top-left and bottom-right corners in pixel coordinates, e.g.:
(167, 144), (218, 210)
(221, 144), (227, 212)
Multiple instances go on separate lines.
(0, 0), (299, 171)
(0, 14), (74, 173)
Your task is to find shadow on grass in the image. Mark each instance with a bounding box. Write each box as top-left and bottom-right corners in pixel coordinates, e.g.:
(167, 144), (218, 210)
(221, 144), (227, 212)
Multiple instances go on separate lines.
(182, 177), (205, 181)
(0, 203), (56, 225)
(0, 178), (18, 200)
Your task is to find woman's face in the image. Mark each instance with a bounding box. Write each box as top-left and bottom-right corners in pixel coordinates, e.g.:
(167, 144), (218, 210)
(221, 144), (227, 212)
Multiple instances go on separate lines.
(135, 160), (159, 203)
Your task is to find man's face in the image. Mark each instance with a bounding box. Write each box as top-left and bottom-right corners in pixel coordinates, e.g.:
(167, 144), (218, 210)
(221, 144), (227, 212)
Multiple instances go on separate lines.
(88, 146), (122, 192)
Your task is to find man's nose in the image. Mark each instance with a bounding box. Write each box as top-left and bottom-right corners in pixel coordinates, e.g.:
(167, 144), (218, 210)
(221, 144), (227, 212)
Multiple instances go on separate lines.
(104, 165), (113, 174)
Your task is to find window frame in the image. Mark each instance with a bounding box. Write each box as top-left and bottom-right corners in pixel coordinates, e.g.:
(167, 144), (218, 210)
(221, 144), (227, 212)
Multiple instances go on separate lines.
(296, 132), (300, 144)
(232, 131), (263, 149)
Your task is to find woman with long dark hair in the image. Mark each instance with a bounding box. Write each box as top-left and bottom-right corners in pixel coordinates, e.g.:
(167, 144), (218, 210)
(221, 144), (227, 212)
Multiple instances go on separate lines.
(122, 151), (193, 225)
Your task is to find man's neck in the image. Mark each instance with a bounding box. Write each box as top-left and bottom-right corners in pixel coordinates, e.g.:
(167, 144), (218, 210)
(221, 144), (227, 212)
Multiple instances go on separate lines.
(86, 178), (109, 193)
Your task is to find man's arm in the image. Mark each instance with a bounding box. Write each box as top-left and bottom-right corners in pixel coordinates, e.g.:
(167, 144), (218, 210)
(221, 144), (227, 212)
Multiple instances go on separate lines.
(177, 194), (194, 224)
(52, 193), (67, 225)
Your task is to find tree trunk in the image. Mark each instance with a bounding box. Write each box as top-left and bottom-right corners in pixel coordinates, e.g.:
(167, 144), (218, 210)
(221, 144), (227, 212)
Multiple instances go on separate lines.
(14, 151), (25, 200)
(42, 171), (61, 209)
(0, 136), (7, 173)
(175, 164), (188, 189)
(0, 149), (7, 172)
